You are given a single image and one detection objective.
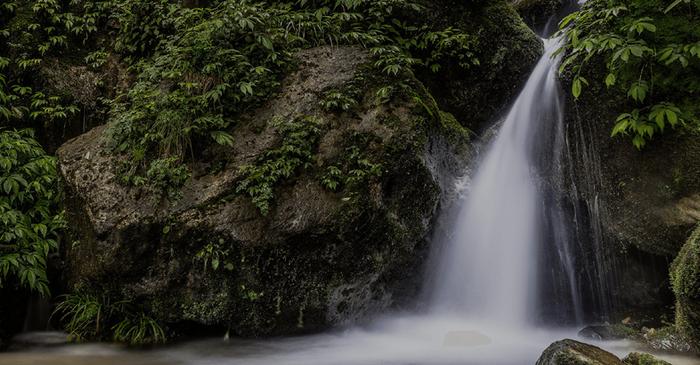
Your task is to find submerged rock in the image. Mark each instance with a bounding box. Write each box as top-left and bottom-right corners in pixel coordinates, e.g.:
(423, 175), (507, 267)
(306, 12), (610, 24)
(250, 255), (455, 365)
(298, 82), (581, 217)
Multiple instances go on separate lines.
(57, 46), (470, 337)
(578, 325), (635, 341)
(670, 224), (700, 352)
(9, 332), (69, 349)
(536, 339), (625, 365)
(442, 330), (491, 347)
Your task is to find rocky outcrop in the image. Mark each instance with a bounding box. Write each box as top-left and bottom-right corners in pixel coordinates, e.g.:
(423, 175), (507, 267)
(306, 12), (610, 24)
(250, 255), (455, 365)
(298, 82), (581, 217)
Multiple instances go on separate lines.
(536, 339), (625, 365)
(670, 224), (700, 351)
(57, 46), (471, 336)
(418, 0), (543, 132)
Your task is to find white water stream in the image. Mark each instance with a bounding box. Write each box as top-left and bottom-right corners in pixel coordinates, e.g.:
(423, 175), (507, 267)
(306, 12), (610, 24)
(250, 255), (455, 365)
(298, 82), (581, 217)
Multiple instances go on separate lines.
(428, 37), (574, 326)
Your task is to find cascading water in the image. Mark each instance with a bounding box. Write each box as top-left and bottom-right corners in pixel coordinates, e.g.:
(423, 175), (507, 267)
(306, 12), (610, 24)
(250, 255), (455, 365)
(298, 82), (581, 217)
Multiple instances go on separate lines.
(428, 37), (579, 327)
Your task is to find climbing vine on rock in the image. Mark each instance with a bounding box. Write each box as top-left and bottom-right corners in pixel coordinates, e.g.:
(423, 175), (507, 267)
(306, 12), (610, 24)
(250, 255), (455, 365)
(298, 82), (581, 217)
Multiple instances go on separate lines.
(0, 129), (64, 296)
(557, 0), (700, 149)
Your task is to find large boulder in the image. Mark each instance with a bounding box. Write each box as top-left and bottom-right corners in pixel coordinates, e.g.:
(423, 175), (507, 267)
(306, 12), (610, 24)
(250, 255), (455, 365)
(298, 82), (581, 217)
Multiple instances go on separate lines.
(536, 339), (625, 365)
(57, 46), (471, 336)
(670, 224), (700, 351)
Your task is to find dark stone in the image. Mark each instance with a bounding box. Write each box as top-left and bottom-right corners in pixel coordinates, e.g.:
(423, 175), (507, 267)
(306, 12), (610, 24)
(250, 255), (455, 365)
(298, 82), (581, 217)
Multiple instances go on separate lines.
(536, 339), (625, 365)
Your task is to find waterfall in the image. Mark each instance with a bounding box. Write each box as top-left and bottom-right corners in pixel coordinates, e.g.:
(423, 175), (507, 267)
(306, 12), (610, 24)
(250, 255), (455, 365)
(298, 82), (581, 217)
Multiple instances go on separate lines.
(428, 36), (584, 326)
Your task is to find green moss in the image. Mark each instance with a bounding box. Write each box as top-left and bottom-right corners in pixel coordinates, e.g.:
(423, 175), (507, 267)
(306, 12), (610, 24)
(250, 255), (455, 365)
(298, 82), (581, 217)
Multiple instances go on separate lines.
(670, 224), (700, 350)
(623, 352), (672, 365)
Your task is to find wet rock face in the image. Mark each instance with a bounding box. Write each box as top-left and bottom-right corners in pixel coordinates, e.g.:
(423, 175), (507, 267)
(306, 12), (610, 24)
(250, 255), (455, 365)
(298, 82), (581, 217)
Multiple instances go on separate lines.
(536, 339), (625, 365)
(671, 224), (700, 352)
(564, 68), (700, 259)
(560, 64), (700, 318)
(57, 46), (471, 336)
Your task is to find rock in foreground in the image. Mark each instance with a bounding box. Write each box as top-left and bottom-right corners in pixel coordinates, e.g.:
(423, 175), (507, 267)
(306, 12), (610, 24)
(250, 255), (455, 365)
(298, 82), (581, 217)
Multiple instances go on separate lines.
(536, 339), (625, 365)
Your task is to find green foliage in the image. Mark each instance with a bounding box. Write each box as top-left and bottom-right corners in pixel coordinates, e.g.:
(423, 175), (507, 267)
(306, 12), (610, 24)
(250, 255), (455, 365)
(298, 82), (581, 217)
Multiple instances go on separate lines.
(623, 352), (672, 365)
(195, 238), (234, 272)
(558, 0), (700, 149)
(0, 129), (64, 296)
(55, 291), (166, 345)
(119, 157), (191, 201)
(105, 0), (477, 192)
(236, 115), (323, 215)
(320, 133), (383, 193)
(112, 311), (166, 346)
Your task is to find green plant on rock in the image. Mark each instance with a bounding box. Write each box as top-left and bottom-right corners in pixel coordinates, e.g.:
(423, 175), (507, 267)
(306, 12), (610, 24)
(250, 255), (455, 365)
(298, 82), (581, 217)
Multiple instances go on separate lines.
(195, 238), (234, 272)
(54, 291), (105, 341)
(105, 0), (477, 191)
(0, 129), (64, 296)
(54, 290), (166, 345)
(557, 0), (700, 149)
(320, 132), (383, 194)
(236, 115), (323, 215)
(112, 310), (166, 346)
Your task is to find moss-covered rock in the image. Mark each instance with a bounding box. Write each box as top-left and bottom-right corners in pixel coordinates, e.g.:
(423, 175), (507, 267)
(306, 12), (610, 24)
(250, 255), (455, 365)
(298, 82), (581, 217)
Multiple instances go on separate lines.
(622, 353), (671, 365)
(536, 339), (625, 365)
(417, 0), (543, 132)
(57, 46), (471, 337)
(670, 224), (700, 351)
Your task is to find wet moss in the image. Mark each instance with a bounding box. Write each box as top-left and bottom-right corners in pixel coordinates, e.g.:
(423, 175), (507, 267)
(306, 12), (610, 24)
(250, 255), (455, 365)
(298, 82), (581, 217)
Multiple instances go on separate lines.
(670, 224), (700, 351)
(622, 352), (672, 365)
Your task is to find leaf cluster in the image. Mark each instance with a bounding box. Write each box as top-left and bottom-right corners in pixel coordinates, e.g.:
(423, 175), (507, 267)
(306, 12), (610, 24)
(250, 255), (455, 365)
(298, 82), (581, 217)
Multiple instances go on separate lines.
(0, 129), (64, 296)
(558, 0), (700, 149)
(236, 115), (323, 215)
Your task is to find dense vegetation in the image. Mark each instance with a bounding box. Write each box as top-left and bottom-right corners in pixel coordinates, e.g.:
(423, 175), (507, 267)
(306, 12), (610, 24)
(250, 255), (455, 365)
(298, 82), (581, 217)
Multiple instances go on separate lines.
(558, 0), (700, 148)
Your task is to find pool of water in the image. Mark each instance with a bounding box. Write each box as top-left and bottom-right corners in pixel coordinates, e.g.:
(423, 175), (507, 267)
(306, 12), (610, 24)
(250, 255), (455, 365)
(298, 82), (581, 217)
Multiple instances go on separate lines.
(2, 314), (698, 365)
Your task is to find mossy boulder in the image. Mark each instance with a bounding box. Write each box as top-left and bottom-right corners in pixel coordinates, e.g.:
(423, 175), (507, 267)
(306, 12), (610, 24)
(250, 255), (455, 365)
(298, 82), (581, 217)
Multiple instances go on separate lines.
(670, 224), (700, 351)
(536, 339), (625, 365)
(57, 46), (470, 337)
(622, 353), (671, 365)
(417, 0), (543, 132)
